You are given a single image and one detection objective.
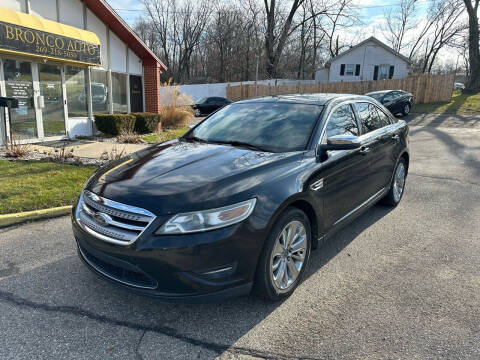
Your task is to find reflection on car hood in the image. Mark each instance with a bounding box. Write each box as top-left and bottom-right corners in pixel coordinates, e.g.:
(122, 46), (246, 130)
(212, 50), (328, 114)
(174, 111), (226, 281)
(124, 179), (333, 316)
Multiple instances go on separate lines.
(88, 140), (301, 215)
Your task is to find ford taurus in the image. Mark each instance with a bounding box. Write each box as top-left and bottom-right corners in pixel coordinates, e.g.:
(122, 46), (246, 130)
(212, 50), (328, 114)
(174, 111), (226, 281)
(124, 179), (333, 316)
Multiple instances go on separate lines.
(72, 94), (409, 302)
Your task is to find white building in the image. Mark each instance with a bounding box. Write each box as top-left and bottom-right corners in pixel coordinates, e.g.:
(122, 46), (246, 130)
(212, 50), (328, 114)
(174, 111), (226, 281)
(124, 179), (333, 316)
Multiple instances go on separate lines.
(315, 37), (412, 83)
(0, 0), (166, 145)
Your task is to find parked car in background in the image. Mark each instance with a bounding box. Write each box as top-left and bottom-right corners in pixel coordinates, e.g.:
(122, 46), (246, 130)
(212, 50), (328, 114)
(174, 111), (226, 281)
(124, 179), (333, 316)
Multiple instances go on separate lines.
(454, 83), (465, 90)
(366, 90), (413, 116)
(191, 97), (232, 116)
(79, 82), (108, 108)
(72, 93), (409, 302)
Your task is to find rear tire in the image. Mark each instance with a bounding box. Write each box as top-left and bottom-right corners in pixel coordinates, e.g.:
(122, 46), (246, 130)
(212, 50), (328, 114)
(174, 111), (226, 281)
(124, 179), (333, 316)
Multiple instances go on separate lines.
(253, 208), (311, 301)
(382, 158), (407, 207)
(194, 109), (201, 117)
(402, 103), (411, 116)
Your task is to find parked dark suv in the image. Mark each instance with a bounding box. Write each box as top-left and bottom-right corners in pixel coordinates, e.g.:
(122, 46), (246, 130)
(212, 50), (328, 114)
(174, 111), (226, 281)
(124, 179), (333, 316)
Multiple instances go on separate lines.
(366, 90), (414, 116)
(72, 94), (409, 302)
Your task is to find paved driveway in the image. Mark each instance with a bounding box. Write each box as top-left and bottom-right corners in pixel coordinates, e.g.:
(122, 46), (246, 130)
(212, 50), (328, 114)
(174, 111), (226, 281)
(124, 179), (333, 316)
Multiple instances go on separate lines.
(1, 114), (479, 359)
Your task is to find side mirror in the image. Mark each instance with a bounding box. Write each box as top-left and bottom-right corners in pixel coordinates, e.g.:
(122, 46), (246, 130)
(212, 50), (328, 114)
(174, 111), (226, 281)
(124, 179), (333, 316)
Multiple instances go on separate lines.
(317, 135), (361, 155)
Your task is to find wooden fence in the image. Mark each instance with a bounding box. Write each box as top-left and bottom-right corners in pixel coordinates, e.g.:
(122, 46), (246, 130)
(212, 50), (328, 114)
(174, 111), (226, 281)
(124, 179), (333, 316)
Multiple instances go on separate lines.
(226, 73), (455, 104)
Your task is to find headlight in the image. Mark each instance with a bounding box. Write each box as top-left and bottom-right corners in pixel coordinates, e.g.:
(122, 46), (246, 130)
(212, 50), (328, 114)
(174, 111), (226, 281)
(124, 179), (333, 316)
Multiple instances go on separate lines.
(156, 198), (257, 234)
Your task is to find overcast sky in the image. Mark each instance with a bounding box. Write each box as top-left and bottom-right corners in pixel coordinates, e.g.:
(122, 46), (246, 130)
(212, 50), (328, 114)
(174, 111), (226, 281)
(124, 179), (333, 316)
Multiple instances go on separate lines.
(106, 0), (457, 66)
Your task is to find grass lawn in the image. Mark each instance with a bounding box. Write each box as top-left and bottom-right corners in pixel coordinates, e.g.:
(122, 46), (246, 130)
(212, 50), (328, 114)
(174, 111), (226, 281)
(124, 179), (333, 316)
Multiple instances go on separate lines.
(412, 91), (480, 115)
(0, 160), (97, 215)
(141, 126), (189, 143)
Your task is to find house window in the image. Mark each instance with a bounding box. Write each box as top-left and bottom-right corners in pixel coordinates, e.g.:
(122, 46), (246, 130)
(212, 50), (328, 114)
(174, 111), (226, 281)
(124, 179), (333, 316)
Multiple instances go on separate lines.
(345, 64), (355, 76)
(378, 65), (390, 80)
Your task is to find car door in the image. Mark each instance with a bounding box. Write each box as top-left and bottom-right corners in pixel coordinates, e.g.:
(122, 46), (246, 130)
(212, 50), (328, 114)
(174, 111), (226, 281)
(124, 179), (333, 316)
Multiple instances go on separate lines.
(395, 91), (409, 111)
(316, 103), (373, 230)
(354, 102), (399, 194)
(381, 92), (396, 113)
(203, 98), (216, 114)
(212, 97), (225, 111)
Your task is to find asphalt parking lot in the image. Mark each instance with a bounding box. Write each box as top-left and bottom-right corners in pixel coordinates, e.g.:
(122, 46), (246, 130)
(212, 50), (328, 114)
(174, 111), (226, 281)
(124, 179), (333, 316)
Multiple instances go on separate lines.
(1, 113), (479, 359)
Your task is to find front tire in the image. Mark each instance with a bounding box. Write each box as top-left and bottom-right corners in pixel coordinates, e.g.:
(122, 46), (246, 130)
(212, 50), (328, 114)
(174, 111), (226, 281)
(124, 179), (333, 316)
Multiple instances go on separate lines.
(253, 208), (311, 301)
(194, 109), (201, 117)
(382, 158), (407, 206)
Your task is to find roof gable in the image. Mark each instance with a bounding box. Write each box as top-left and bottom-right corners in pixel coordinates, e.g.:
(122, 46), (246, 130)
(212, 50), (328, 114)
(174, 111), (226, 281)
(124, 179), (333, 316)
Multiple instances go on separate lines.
(326, 37), (412, 66)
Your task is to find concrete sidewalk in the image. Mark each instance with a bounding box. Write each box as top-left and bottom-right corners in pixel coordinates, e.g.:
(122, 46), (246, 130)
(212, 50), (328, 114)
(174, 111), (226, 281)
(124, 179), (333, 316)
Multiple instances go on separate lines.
(29, 141), (148, 159)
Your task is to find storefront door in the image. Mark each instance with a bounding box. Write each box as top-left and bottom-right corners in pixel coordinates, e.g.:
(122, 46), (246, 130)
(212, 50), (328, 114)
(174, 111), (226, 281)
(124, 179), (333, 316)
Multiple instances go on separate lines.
(1, 58), (68, 143)
(129, 75), (143, 113)
(38, 64), (66, 138)
(2, 59), (38, 141)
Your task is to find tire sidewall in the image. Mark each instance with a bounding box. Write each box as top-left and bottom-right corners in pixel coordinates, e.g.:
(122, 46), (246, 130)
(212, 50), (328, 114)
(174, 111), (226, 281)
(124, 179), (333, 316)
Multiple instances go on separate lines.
(255, 208), (312, 301)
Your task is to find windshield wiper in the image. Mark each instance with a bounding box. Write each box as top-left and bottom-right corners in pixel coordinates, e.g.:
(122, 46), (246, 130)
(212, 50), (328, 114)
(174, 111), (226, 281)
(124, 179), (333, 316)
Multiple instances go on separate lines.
(208, 140), (271, 152)
(183, 136), (208, 143)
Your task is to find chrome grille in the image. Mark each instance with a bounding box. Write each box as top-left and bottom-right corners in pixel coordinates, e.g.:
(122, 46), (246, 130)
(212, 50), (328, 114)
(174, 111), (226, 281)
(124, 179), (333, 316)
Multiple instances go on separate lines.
(76, 190), (155, 245)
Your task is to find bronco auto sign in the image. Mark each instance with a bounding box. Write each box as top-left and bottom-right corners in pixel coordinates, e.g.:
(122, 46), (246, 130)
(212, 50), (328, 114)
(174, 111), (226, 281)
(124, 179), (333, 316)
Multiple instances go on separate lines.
(0, 21), (101, 66)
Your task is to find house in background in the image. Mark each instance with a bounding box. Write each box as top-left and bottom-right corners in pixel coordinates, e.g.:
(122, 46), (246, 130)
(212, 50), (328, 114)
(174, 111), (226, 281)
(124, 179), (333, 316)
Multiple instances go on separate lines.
(315, 37), (412, 83)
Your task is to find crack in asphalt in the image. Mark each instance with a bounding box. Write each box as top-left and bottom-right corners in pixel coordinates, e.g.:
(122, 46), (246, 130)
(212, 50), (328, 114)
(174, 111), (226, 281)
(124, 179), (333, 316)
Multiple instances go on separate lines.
(409, 172), (479, 187)
(135, 330), (147, 360)
(0, 289), (317, 360)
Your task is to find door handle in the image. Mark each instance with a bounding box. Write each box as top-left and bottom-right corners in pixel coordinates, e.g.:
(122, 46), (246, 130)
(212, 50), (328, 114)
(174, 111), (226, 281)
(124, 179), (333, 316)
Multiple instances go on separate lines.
(391, 134), (399, 140)
(360, 146), (370, 155)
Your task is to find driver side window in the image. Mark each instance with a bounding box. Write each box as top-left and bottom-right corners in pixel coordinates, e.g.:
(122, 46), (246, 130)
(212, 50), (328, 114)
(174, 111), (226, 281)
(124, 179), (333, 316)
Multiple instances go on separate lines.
(325, 104), (359, 139)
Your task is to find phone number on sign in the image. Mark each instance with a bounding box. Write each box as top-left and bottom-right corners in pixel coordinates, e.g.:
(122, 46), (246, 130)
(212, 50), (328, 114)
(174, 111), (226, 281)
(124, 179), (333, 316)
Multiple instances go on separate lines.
(35, 46), (77, 59)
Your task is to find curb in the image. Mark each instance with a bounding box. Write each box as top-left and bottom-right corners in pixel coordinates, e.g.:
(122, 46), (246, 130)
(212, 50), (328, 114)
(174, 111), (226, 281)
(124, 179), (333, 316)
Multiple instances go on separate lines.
(0, 206), (72, 228)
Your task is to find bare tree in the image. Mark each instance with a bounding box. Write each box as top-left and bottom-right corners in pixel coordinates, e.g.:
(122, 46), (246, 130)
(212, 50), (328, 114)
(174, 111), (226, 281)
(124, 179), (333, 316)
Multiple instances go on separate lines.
(141, 0), (212, 82)
(463, 0), (480, 92)
(382, 0), (418, 52)
(416, 0), (467, 73)
(317, 0), (357, 58)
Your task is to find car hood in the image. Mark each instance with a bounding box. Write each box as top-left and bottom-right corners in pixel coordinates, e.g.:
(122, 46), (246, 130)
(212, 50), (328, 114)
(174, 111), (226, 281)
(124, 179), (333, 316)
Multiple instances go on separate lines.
(87, 140), (302, 215)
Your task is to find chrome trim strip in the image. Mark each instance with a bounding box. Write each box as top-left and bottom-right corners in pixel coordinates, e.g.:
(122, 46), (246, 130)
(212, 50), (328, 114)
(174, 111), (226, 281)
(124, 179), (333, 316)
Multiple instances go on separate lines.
(333, 187), (386, 226)
(84, 190), (155, 217)
(78, 245), (157, 290)
(203, 266), (233, 275)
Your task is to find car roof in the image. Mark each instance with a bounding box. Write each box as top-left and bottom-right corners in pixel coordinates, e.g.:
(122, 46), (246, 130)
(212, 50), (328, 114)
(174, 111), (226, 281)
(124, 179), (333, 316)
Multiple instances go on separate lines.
(235, 93), (375, 106)
(366, 90), (391, 95)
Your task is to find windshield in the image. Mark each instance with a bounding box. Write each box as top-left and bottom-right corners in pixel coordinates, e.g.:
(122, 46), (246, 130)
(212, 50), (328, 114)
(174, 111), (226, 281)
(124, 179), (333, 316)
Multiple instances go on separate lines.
(368, 93), (385, 101)
(197, 97), (207, 104)
(92, 85), (105, 96)
(185, 102), (323, 152)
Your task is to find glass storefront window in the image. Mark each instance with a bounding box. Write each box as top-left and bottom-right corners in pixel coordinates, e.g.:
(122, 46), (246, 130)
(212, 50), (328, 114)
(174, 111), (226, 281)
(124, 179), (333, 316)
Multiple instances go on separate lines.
(90, 69), (109, 114)
(3, 59), (37, 140)
(112, 72), (127, 113)
(65, 66), (87, 117)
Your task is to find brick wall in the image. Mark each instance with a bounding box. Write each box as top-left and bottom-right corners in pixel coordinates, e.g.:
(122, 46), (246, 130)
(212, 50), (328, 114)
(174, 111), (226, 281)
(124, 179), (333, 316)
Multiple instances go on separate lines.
(143, 59), (162, 113)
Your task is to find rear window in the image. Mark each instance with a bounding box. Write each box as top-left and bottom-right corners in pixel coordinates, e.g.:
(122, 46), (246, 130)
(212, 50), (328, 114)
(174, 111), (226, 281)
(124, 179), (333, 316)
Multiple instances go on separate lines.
(367, 93), (384, 101)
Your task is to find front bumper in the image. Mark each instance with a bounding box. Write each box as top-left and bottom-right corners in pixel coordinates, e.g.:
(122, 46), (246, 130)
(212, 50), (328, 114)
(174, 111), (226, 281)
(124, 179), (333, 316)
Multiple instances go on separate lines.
(72, 208), (267, 302)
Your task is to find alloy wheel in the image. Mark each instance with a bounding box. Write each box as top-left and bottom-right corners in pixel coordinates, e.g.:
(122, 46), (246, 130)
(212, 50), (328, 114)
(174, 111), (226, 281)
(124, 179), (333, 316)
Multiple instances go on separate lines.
(270, 220), (308, 292)
(393, 162), (406, 202)
(404, 104), (410, 114)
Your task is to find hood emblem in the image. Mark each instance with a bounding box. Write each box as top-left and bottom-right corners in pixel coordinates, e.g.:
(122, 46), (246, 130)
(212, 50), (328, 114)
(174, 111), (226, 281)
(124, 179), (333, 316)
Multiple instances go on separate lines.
(93, 212), (110, 227)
